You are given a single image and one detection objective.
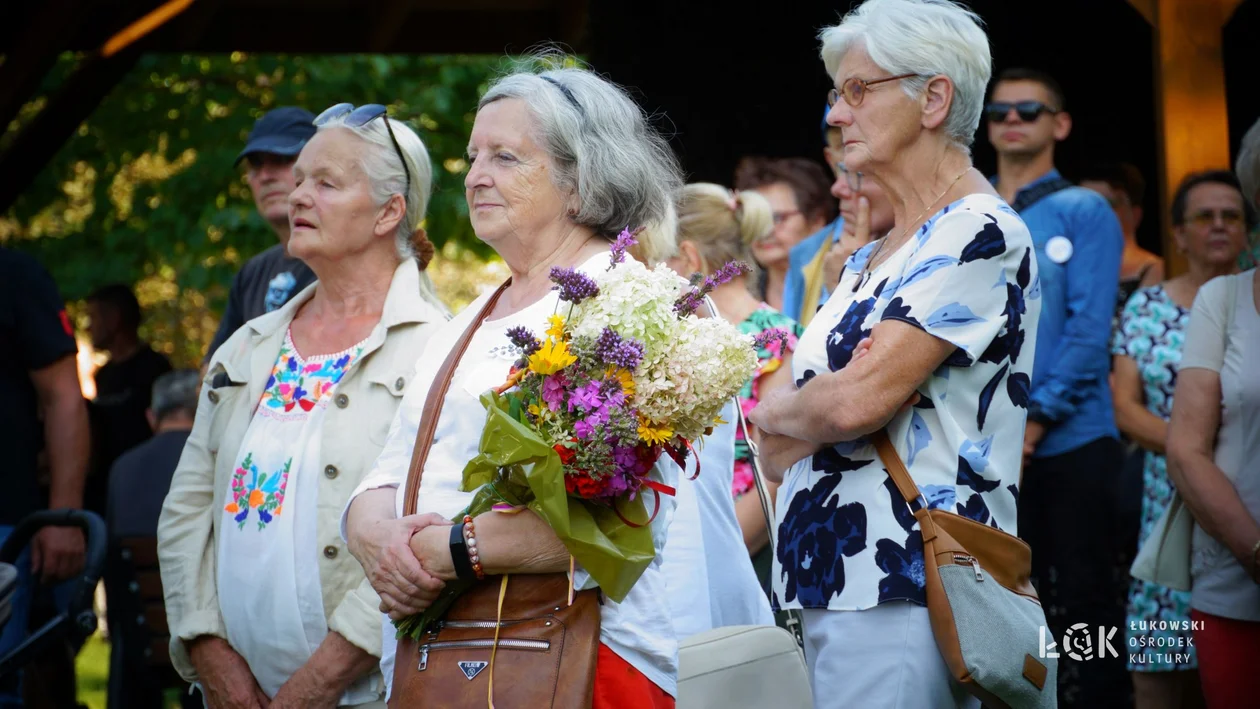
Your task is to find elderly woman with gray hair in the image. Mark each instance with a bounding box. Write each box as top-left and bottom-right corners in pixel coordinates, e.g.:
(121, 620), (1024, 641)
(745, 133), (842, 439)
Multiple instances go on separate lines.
(157, 105), (448, 709)
(344, 64), (683, 707)
(747, 0), (1040, 706)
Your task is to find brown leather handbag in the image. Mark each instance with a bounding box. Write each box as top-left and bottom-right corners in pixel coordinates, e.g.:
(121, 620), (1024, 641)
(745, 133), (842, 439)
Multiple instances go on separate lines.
(873, 431), (1056, 709)
(389, 280), (601, 709)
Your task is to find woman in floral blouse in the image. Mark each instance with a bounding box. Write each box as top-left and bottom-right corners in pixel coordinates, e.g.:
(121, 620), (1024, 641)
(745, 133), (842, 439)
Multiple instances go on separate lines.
(748, 1), (1040, 706)
(157, 104), (448, 709)
(1113, 171), (1250, 708)
(668, 182), (802, 563)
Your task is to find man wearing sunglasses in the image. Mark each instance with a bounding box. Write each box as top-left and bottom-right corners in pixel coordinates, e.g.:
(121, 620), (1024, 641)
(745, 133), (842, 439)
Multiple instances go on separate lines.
(204, 107), (318, 363)
(988, 68), (1128, 708)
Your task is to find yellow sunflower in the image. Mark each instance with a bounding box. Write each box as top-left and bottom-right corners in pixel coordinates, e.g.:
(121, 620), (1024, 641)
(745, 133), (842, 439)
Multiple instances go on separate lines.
(545, 314), (567, 340)
(637, 416), (674, 446)
(528, 339), (577, 375)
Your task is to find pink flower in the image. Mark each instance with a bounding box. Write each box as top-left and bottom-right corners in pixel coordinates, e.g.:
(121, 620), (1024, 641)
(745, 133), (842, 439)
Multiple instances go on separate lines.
(574, 419), (595, 439)
(541, 375), (567, 412)
(278, 383), (292, 396)
(305, 363), (321, 373)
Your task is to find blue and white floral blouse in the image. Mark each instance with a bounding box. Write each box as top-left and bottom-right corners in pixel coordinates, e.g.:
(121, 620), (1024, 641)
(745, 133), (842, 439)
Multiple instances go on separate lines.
(772, 193), (1041, 612)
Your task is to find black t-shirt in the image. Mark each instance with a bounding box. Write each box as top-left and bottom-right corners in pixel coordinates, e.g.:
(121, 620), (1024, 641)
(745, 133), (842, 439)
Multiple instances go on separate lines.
(88, 345), (172, 514)
(0, 248), (80, 525)
(205, 243), (315, 361)
(105, 429), (190, 539)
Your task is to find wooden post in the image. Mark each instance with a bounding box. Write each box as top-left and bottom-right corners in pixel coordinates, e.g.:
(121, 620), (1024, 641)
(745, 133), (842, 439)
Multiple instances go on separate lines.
(1144, 0), (1243, 275)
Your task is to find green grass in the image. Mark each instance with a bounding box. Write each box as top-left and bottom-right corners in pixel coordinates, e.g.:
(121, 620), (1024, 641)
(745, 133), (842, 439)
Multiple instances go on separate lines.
(75, 633), (109, 709)
(75, 632), (184, 709)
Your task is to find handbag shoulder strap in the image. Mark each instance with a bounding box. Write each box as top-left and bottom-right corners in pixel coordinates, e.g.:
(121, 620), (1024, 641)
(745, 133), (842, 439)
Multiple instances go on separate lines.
(871, 430), (925, 509)
(402, 279), (511, 516)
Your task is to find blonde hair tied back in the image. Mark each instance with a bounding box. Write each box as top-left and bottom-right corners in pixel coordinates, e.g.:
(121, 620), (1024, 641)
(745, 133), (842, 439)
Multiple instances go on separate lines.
(675, 183), (772, 274)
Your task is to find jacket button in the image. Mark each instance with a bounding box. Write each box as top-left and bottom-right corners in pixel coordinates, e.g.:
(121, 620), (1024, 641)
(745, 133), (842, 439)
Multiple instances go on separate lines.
(335, 393), (349, 408)
(323, 545), (338, 559)
(208, 390), (220, 404)
(324, 465), (338, 479)
(395, 377), (405, 391)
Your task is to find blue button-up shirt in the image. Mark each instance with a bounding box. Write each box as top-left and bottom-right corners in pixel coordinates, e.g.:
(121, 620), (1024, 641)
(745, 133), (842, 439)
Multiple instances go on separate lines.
(996, 169), (1124, 457)
(783, 217), (843, 323)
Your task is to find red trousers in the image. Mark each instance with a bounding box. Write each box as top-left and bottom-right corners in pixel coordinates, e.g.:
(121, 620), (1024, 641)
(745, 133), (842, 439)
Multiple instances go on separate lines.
(592, 643), (674, 709)
(1190, 609), (1260, 709)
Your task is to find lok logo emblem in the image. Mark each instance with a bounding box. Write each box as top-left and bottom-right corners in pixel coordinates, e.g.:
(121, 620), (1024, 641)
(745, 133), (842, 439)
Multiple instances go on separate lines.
(458, 661), (489, 680)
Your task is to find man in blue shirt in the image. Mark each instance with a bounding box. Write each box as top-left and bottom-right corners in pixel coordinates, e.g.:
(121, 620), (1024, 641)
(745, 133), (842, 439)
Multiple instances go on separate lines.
(784, 109), (889, 325)
(988, 68), (1128, 708)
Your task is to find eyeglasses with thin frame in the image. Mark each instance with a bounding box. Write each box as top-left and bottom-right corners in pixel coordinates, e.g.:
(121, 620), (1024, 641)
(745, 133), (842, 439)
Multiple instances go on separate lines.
(771, 210), (802, 227)
(983, 101), (1059, 124)
(314, 103), (412, 195)
(827, 73), (924, 108)
(1186, 208), (1244, 229)
(834, 162), (862, 192)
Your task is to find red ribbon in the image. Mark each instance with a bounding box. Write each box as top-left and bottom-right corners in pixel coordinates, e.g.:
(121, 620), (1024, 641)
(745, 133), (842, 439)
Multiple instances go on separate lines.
(666, 440), (700, 481)
(615, 484), (665, 529)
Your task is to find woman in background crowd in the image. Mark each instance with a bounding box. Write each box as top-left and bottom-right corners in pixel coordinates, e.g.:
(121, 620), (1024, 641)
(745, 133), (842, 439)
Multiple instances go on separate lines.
(1113, 170), (1251, 709)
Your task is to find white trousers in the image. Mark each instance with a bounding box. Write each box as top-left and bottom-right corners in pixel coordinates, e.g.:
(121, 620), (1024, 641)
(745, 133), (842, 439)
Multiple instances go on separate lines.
(802, 602), (980, 709)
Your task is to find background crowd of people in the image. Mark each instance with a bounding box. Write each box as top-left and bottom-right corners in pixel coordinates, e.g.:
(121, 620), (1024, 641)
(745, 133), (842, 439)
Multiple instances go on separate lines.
(1, 0), (1259, 708)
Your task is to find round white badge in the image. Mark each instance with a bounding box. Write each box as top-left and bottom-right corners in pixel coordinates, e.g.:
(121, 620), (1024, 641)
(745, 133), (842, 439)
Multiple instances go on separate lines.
(1045, 235), (1073, 264)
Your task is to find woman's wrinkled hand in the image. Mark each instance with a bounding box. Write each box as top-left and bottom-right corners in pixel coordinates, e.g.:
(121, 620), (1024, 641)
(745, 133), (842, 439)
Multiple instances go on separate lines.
(188, 636), (271, 709)
(351, 513), (451, 620)
(759, 433), (820, 483)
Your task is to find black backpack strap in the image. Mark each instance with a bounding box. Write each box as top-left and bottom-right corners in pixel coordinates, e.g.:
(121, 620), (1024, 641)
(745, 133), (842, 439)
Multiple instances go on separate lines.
(1012, 176), (1074, 214)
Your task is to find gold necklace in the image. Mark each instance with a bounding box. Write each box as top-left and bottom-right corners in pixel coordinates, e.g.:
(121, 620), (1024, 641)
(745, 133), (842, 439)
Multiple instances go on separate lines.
(853, 167), (972, 292)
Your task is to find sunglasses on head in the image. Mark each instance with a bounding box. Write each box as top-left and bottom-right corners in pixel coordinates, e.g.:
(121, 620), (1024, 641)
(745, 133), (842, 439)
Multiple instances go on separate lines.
(314, 103), (412, 195)
(984, 101), (1059, 123)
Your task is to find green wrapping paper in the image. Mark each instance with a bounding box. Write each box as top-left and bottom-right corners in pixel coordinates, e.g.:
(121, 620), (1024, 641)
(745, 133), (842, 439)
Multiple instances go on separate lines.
(393, 391), (658, 641)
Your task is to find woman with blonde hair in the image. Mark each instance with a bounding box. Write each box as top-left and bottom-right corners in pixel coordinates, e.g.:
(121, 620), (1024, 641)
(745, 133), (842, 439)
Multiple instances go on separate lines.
(667, 184), (803, 572)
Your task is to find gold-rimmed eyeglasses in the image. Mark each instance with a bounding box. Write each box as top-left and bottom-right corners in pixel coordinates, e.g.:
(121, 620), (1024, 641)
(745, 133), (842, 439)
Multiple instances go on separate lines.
(827, 73), (924, 108)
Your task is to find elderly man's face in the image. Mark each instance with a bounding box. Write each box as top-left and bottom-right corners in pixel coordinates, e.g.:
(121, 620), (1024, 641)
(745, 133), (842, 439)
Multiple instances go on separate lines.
(464, 99), (571, 250)
(287, 129), (397, 265)
(245, 153), (299, 229)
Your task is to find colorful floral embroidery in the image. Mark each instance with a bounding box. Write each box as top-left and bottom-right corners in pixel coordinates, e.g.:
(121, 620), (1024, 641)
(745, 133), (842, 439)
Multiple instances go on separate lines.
(261, 337), (359, 413)
(225, 452), (292, 531)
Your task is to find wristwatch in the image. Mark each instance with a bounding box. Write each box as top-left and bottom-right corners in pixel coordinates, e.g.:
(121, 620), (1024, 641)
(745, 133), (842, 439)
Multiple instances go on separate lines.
(449, 522), (477, 581)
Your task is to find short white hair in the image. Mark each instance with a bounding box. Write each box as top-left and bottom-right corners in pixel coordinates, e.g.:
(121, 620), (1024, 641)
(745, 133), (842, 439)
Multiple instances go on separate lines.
(1238, 117), (1260, 209)
(820, 0), (991, 152)
(478, 61), (683, 258)
(314, 112), (433, 260)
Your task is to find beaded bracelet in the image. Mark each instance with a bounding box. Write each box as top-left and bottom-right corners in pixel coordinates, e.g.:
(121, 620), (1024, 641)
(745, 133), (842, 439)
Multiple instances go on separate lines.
(463, 514), (486, 580)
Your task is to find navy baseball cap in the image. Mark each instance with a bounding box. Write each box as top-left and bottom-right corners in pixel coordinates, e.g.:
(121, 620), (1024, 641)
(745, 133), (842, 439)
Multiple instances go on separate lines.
(235, 107), (317, 166)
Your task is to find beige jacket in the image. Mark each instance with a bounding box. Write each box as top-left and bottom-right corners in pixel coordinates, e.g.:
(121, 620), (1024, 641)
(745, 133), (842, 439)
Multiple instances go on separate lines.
(157, 258), (447, 683)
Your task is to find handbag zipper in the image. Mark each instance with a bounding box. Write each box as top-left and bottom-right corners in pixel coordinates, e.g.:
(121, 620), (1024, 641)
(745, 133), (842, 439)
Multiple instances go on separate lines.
(439, 620), (517, 630)
(953, 554), (984, 582)
(418, 638), (550, 671)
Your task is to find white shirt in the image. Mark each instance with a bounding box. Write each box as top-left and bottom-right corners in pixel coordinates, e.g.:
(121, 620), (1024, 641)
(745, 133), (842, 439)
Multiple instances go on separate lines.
(218, 331), (378, 704)
(662, 398), (774, 638)
(345, 254), (679, 698)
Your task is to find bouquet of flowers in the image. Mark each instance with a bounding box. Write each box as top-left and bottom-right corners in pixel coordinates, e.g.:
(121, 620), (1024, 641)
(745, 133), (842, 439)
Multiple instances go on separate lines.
(395, 229), (778, 640)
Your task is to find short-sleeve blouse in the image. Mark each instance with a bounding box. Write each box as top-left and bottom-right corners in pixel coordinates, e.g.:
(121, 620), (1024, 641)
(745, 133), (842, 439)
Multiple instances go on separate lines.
(773, 193), (1041, 612)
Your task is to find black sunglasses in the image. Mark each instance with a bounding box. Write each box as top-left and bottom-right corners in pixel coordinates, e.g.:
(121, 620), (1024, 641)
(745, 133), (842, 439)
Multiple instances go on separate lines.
(984, 101), (1059, 123)
(314, 103), (412, 195)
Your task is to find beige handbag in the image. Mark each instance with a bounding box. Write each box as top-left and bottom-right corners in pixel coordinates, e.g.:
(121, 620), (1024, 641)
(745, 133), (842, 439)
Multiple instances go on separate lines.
(676, 401), (813, 709)
(1130, 272), (1241, 592)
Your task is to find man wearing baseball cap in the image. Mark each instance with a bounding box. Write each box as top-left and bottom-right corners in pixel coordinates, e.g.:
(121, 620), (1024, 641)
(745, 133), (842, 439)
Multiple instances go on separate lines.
(204, 107), (317, 361)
